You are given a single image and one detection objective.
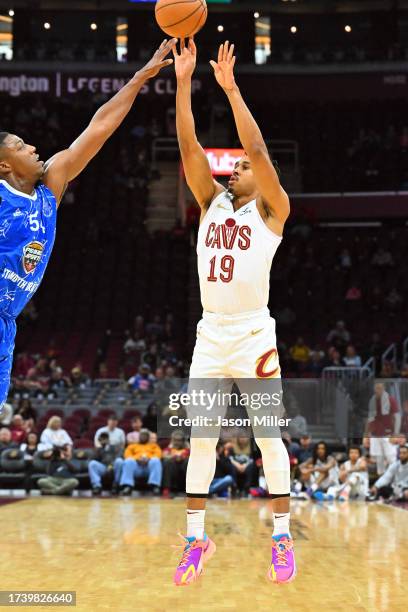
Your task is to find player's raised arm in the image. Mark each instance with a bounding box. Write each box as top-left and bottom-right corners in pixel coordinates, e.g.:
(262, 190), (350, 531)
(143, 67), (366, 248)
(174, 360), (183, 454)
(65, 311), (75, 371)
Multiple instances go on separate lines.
(42, 38), (177, 205)
(174, 38), (224, 210)
(210, 42), (290, 227)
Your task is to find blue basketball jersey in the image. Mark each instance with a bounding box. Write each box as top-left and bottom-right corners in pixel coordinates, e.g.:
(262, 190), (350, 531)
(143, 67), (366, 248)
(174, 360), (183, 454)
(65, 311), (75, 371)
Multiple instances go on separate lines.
(0, 179), (57, 319)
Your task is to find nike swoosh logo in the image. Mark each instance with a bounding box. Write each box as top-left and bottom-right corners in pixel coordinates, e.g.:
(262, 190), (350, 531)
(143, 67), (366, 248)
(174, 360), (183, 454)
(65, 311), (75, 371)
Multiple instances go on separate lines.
(251, 328), (264, 336)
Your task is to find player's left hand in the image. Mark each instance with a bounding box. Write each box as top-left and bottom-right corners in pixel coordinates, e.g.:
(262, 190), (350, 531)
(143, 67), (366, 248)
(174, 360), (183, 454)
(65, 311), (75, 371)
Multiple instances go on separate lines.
(209, 41), (236, 92)
(138, 38), (177, 80)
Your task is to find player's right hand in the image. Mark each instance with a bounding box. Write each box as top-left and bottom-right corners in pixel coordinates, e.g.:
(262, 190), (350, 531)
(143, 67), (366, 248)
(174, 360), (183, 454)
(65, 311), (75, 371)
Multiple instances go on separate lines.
(173, 38), (197, 81)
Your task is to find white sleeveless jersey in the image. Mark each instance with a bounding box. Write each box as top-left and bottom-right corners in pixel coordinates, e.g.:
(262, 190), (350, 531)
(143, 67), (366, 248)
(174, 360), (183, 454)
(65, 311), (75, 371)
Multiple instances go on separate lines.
(197, 191), (282, 315)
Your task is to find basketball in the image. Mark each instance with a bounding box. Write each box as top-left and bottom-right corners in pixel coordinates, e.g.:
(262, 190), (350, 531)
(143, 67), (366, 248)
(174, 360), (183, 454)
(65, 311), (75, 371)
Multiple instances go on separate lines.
(155, 0), (208, 39)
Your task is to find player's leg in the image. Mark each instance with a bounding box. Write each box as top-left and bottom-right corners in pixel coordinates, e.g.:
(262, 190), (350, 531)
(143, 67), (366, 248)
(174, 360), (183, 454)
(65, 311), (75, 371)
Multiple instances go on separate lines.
(230, 316), (296, 584)
(173, 319), (226, 586)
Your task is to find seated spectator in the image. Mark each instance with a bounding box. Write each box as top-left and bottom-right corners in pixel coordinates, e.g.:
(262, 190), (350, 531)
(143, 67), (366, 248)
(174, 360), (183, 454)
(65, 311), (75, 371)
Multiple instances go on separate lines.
(49, 367), (71, 393)
(385, 287), (403, 312)
(300, 441), (339, 498)
(309, 349), (325, 376)
(293, 434), (313, 464)
(0, 427), (18, 452)
(119, 429), (162, 495)
(94, 415), (125, 449)
(335, 446), (369, 500)
(10, 414), (27, 444)
(70, 365), (89, 388)
(289, 337), (311, 369)
(369, 443), (408, 501)
(0, 402), (13, 426)
(209, 441), (235, 497)
(143, 402), (158, 433)
(345, 284), (362, 301)
(38, 416), (73, 451)
(37, 445), (79, 496)
(15, 398), (37, 426)
(225, 436), (256, 495)
(343, 345), (362, 367)
(20, 432), (39, 462)
(161, 430), (190, 497)
(126, 416), (143, 444)
(326, 320), (351, 351)
(88, 432), (124, 495)
(327, 347), (342, 367)
(128, 364), (155, 393)
(339, 248), (352, 268)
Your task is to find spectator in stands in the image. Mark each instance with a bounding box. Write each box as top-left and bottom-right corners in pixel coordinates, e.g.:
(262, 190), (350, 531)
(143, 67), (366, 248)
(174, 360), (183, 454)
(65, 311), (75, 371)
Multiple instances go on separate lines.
(123, 334), (139, 355)
(143, 402), (158, 433)
(142, 345), (159, 371)
(146, 315), (164, 338)
(309, 349), (325, 376)
(300, 441), (339, 498)
(336, 446), (369, 501)
(287, 407), (308, 440)
(209, 441), (235, 497)
(225, 436), (256, 496)
(0, 402), (13, 426)
(371, 247), (394, 267)
(379, 360), (398, 378)
(14, 352), (35, 377)
(88, 432), (124, 495)
(367, 383), (399, 474)
(94, 415), (125, 449)
(119, 429), (162, 495)
(39, 416), (73, 451)
(15, 398), (37, 426)
(49, 367), (71, 393)
(0, 427), (18, 452)
(37, 445), (79, 496)
(70, 366), (89, 388)
(326, 321), (351, 351)
(20, 432), (39, 462)
(293, 434), (314, 464)
(10, 414), (27, 444)
(345, 283), (362, 301)
(161, 430), (190, 497)
(327, 347), (342, 367)
(128, 364), (155, 394)
(369, 443), (408, 501)
(343, 345), (362, 367)
(289, 337), (311, 372)
(126, 416), (143, 444)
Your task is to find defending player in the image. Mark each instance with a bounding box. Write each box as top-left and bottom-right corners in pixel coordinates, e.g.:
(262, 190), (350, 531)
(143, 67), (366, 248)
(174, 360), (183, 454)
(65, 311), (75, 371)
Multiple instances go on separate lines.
(0, 39), (176, 415)
(173, 39), (295, 585)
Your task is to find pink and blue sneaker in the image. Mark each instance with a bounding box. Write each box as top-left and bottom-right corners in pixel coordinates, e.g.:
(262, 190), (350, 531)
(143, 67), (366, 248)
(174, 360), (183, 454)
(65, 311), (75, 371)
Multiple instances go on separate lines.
(173, 534), (216, 586)
(267, 534), (296, 583)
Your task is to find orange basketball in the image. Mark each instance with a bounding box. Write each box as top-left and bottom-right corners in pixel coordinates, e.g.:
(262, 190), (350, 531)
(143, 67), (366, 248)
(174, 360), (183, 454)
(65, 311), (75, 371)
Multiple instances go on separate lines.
(155, 0), (208, 39)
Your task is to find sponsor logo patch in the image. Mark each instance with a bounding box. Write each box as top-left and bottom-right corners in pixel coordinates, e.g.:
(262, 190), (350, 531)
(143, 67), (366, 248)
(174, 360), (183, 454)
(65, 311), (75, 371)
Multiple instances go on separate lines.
(22, 241), (44, 274)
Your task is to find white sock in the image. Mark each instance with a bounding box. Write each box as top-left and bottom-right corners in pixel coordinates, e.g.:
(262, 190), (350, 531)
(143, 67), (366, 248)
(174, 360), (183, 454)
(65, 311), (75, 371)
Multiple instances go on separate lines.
(186, 509), (206, 540)
(273, 512), (291, 537)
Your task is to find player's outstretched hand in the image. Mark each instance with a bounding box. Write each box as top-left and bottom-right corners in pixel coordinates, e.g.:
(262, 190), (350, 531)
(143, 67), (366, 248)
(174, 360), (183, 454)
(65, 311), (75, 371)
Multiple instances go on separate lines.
(139, 38), (177, 80)
(210, 41), (236, 92)
(173, 37), (197, 81)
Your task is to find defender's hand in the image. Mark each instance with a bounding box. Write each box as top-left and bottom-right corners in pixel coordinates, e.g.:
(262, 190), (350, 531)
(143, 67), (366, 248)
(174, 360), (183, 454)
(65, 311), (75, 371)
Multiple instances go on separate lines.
(138, 38), (177, 80)
(173, 38), (197, 81)
(210, 41), (236, 92)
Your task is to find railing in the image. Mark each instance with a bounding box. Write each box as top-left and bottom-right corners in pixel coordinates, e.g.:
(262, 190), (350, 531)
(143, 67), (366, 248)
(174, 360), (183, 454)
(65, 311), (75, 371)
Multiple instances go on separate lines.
(265, 139), (300, 174)
(322, 366), (373, 381)
(381, 343), (397, 371)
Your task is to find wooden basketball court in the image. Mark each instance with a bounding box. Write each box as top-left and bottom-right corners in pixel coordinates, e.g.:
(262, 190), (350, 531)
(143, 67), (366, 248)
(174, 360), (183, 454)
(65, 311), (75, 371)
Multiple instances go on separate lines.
(0, 497), (406, 611)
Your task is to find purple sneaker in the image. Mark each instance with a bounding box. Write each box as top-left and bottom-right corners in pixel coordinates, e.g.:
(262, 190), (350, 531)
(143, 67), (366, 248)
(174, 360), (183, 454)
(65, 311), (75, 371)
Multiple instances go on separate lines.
(173, 534), (216, 586)
(267, 534), (296, 583)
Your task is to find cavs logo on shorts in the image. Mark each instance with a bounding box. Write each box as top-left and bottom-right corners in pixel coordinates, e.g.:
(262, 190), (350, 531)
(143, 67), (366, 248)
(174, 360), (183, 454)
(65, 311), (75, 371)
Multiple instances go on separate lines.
(256, 349), (280, 379)
(22, 241), (44, 274)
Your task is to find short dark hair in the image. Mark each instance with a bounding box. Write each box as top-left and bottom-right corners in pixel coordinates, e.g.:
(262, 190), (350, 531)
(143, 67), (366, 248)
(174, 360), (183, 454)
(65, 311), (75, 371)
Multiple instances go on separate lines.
(348, 445), (361, 456)
(107, 414), (118, 421)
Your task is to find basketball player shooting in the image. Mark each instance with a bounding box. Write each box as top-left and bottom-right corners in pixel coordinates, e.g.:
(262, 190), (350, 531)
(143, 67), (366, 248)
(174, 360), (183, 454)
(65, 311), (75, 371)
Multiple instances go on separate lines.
(172, 39), (295, 585)
(0, 38), (176, 416)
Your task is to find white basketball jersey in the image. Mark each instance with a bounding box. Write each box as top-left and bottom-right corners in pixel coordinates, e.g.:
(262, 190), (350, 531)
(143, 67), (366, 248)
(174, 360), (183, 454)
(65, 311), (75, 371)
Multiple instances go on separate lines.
(197, 191), (282, 315)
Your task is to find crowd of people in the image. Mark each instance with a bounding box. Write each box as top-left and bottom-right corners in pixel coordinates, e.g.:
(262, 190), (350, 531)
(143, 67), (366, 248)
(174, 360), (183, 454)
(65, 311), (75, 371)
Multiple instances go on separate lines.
(0, 404), (406, 503)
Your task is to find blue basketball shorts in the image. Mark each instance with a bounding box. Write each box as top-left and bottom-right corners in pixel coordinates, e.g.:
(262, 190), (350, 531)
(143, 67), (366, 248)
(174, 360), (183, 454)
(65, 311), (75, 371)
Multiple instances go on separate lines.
(0, 316), (16, 409)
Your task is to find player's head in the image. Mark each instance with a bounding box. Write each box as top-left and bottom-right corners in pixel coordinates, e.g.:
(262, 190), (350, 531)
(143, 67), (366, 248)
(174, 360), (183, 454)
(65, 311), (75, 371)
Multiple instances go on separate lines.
(348, 445), (361, 462)
(228, 153), (281, 199)
(399, 444), (408, 463)
(0, 132), (44, 183)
